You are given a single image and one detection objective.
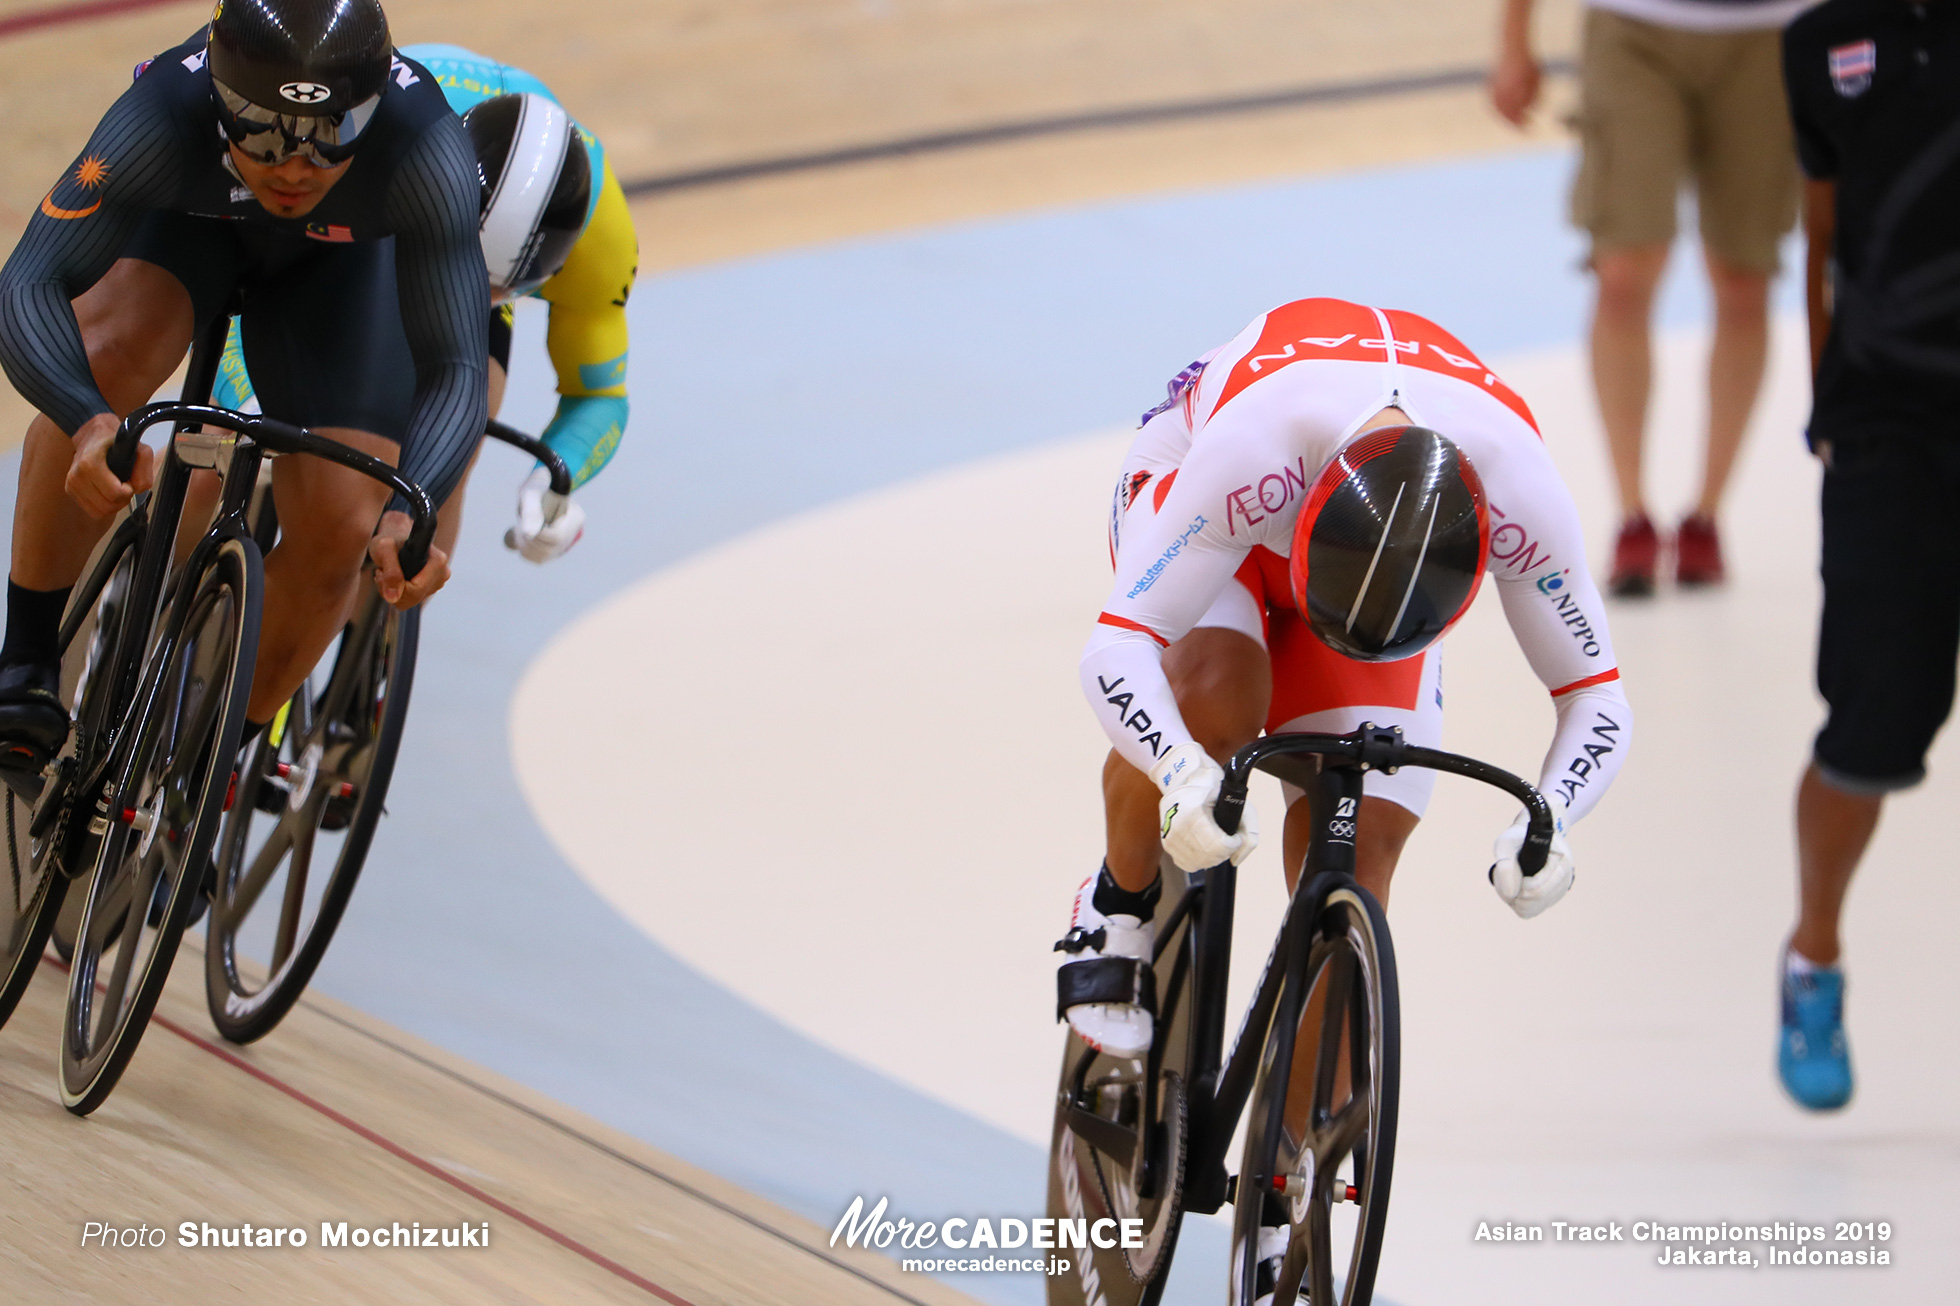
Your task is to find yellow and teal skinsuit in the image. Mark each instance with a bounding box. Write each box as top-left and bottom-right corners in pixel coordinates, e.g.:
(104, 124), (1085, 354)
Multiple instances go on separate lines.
(214, 43), (637, 489)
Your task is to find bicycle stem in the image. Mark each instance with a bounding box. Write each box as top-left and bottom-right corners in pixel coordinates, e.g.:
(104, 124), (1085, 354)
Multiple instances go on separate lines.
(1212, 724), (1556, 877)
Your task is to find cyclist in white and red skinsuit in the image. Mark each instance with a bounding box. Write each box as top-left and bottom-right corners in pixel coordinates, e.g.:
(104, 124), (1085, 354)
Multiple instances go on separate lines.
(1059, 296), (1633, 1056)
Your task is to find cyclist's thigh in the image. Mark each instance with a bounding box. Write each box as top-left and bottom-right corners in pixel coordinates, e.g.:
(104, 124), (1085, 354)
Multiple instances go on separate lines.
(1165, 577), (1272, 754)
(1266, 609), (1443, 818)
(239, 236), (415, 440)
(268, 428), (396, 566)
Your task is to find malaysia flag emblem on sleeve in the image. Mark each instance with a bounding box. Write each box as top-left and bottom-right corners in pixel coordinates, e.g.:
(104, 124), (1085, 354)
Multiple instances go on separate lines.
(1829, 39), (1876, 98)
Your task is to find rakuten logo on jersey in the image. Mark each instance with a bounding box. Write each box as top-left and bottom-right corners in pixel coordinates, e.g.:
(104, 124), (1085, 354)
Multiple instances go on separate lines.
(1225, 457), (1308, 536)
(1125, 515), (1206, 598)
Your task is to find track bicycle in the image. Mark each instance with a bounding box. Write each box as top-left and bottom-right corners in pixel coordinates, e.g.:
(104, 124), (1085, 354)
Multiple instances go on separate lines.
(1046, 724), (1555, 1306)
(202, 416), (571, 1044)
(0, 310), (440, 1115)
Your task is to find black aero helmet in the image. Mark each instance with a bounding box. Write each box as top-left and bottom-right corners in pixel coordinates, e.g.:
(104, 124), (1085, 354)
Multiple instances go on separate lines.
(208, 0), (392, 165)
(464, 93), (594, 302)
(1289, 425), (1490, 662)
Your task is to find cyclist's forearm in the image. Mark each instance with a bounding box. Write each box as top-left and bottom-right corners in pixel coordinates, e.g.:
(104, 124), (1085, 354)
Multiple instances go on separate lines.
(397, 360), (490, 509)
(540, 394), (626, 487)
(386, 119), (492, 510)
(1081, 625), (1197, 779)
(1537, 678), (1631, 826)
(0, 279), (114, 436)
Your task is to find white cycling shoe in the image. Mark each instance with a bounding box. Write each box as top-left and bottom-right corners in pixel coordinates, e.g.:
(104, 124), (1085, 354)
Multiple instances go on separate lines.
(1054, 875), (1156, 1058)
(1250, 1223), (1290, 1306)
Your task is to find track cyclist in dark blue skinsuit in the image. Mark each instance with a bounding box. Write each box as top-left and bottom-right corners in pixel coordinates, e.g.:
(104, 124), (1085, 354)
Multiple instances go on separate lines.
(0, 0), (487, 762)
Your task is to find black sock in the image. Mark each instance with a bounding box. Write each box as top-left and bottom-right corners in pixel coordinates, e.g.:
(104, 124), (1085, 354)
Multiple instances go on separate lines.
(241, 718), (269, 746)
(1, 581), (72, 668)
(1092, 864), (1162, 922)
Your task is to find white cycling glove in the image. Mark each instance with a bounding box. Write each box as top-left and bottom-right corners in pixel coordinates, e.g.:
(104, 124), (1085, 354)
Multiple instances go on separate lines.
(504, 466), (586, 564)
(1490, 809), (1574, 919)
(1151, 741), (1259, 872)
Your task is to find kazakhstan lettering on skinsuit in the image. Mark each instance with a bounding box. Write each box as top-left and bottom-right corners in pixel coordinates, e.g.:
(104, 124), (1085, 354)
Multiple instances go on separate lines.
(1126, 515), (1207, 598)
(1098, 674), (1164, 757)
(1225, 458), (1308, 536)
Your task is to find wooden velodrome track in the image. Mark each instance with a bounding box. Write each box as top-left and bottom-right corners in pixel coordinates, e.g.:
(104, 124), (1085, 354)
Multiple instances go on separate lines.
(0, 1), (1577, 1300)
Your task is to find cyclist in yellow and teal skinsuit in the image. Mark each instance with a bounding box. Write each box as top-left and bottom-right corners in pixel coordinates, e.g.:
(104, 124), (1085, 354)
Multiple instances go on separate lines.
(213, 43), (638, 561)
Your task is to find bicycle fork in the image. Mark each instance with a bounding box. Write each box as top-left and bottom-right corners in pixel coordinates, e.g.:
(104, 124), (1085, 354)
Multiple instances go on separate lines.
(1184, 760), (1369, 1214)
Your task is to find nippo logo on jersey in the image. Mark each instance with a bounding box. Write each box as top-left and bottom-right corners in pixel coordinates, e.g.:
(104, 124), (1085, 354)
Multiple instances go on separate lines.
(1829, 40), (1875, 98)
(279, 81), (333, 105)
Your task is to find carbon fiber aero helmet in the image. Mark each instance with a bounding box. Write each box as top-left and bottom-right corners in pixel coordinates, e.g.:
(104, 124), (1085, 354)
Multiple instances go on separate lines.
(207, 0), (392, 166)
(463, 93), (594, 302)
(1290, 425), (1490, 662)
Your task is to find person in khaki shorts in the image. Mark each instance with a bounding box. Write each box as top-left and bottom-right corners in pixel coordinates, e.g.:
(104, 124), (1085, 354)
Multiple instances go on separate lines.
(1492, 0), (1808, 594)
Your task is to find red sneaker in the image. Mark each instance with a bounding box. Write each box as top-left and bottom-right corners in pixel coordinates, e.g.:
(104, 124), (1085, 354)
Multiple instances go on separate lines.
(1674, 513), (1725, 586)
(1608, 514), (1658, 597)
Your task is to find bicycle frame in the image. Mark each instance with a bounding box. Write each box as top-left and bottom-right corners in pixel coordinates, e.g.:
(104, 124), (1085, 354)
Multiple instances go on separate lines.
(1119, 726), (1556, 1216)
(44, 314), (438, 870)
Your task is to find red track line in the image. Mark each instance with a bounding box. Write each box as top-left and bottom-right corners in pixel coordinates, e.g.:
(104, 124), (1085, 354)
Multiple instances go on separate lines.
(0, 0), (199, 39)
(144, 1007), (696, 1305)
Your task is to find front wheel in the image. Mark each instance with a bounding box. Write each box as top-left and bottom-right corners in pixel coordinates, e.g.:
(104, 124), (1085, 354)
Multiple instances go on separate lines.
(0, 523), (143, 1027)
(60, 538), (260, 1116)
(1230, 885), (1399, 1306)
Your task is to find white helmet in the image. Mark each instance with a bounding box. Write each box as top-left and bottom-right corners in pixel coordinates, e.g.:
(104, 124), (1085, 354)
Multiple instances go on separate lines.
(463, 92), (593, 303)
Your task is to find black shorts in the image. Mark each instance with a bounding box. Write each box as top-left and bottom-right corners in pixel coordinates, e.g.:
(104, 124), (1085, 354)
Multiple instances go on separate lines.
(123, 211), (415, 440)
(1814, 433), (1960, 792)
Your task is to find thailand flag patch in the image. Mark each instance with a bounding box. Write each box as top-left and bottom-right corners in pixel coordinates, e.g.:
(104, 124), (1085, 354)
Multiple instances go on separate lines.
(1829, 40), (1876, 98)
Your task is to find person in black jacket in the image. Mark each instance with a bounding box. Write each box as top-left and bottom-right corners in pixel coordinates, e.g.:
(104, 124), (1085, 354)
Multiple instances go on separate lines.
(0, 0), (487, 762)
(1777, 0), (1960, 1112)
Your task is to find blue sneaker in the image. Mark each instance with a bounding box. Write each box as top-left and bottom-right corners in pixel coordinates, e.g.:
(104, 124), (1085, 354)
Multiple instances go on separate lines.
(1779, 963), (1853, 1111)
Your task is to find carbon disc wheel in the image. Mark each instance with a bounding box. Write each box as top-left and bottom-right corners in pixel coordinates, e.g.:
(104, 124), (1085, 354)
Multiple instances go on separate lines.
(0, 524), (141, 1028)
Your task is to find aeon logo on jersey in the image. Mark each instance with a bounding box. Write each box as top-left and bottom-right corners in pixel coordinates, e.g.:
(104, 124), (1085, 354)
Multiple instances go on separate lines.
(279, 81), (333, 106)
(1488, 505), (1554, 575)
(1225, 457), (1309, 536)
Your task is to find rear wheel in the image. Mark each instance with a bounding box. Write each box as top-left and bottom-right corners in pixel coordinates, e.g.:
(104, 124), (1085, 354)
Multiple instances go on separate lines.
(205, 590), (416, 1043)
(1230, 885), (1399, 1306)
(1047, 860), (1191, 1306)
(60, 538), (260, 1115)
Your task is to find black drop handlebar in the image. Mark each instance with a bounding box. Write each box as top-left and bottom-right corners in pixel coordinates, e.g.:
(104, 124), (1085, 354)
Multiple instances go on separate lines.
(107, 402), (439, 580)
(1211, 724), (1557, 878)
(484, 419), (573, 496)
